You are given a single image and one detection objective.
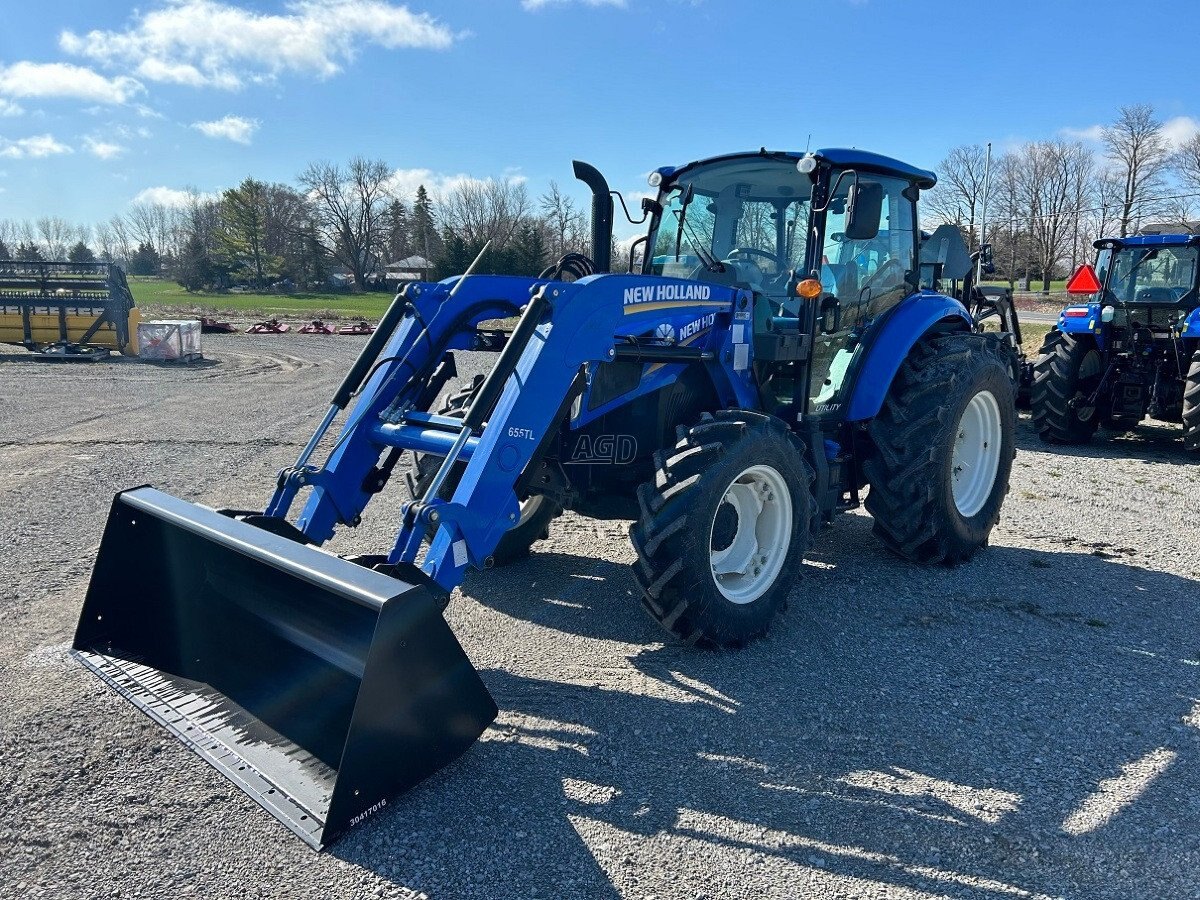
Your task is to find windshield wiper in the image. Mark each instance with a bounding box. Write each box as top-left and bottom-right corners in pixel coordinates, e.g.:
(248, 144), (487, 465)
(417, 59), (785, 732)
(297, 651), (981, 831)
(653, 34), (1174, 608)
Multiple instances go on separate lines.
(670, 184), (723, 273)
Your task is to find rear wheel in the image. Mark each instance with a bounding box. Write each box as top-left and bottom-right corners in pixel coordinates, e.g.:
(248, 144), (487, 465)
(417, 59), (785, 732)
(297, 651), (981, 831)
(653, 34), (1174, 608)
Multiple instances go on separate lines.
(1031, 331), (1104, 444)
(414, 377), (561, 564)
(1184, 349), (1200, 451)
(629, 410), (813, 647)
(864, 332), (1016, 564)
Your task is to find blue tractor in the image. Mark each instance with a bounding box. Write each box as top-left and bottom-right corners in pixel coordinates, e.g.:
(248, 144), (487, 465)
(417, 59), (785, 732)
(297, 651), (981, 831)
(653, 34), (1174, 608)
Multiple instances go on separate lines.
(72, 148), (1017, 848)
(1032, 234), (1200, 448)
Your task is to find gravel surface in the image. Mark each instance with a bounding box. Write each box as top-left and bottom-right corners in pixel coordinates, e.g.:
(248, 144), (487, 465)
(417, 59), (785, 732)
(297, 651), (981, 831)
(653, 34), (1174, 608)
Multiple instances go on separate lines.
(2, 333), (1199, 900)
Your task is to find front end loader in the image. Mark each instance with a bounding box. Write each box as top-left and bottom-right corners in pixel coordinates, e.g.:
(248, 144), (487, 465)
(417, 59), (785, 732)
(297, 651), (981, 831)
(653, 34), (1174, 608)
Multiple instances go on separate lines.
(74, 149), (1018, 848)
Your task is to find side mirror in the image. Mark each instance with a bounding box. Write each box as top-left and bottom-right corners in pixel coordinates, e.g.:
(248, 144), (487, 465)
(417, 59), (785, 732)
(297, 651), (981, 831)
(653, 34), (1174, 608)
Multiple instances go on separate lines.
(845, 181), (883, 241)
(819, 294), (841, 335)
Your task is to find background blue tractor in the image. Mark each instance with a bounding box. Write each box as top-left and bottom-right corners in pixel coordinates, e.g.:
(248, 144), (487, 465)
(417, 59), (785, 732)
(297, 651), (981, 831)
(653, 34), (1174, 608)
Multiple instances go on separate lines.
(1032, 234), (1200, 449)
(72, 148), (1018, 848)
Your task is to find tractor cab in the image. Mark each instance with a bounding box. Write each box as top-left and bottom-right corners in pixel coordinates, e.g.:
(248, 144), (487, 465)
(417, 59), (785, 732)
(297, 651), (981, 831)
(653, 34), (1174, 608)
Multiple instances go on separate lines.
(1093, 236), (1200, 325)
(637, 149), (935, 413)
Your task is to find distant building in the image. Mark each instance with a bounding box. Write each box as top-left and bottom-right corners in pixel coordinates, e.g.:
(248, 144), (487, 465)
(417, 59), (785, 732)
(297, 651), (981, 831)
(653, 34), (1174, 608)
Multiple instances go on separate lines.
(1138, 221), (1200, 236)
(385, 255), (433, 282)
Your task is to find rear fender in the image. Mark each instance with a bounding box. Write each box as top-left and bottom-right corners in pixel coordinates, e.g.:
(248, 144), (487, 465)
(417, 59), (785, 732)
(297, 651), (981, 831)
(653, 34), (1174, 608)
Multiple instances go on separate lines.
(1058, 302), (1105, 349)
(845, 292), (972, 422)
(1181, 306), (1200, 339)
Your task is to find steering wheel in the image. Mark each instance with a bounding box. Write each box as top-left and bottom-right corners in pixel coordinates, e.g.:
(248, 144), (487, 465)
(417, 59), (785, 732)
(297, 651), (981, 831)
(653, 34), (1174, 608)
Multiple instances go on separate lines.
(727, 247), (780, 268)
(858, 258), (906, 298)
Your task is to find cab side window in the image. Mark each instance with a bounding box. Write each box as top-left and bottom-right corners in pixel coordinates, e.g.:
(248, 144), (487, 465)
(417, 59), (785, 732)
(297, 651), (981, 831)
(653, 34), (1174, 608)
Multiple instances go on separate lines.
(819, 174), (915, 326)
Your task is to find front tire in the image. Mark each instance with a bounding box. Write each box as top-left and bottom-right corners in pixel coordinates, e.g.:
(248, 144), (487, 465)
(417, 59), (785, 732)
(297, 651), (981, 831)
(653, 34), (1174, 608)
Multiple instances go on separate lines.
(1184, 349), (1200, 451)
(864, 332), (1016, 564)
(629, 411), (813, 647)
(1031, 331), (1104, 444)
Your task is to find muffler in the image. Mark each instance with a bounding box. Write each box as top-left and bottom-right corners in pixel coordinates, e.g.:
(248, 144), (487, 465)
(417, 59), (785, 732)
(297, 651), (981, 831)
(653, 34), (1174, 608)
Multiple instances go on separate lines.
(72, 487), (496, 849)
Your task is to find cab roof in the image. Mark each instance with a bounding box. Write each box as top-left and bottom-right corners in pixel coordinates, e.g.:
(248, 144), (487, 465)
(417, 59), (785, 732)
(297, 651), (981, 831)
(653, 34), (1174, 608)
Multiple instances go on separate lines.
(657, 148), (937, 190)
(1095, 234), (1200, 249)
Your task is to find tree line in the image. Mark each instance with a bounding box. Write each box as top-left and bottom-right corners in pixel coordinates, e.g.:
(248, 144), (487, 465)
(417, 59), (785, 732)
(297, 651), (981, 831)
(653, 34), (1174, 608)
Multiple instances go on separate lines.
(925, 104), (1200, 291)
(0, 158), (594, 293)
(5, 103), (1200, 295)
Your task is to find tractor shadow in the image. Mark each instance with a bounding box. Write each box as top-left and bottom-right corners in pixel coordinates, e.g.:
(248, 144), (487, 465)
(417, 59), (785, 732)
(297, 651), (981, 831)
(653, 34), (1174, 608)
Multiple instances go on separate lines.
(332, 517), (1200, 900)
(1014, 411), (1195, 466)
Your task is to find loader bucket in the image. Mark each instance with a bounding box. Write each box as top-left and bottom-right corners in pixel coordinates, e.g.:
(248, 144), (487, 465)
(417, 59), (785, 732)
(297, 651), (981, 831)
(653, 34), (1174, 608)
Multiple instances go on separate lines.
(72, 487), (497, 849)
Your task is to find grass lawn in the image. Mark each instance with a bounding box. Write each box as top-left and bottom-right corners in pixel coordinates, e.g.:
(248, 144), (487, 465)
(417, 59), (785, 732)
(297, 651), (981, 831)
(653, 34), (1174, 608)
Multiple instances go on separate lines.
(129, 277), (393, 319)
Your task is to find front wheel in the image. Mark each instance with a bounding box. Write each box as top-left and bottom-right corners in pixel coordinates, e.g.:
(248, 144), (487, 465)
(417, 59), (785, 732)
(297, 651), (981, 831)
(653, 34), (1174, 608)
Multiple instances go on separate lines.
(864, 332), (1017, 564)
(1184, 349), (1200, 451)
(629, 410), (814, 647)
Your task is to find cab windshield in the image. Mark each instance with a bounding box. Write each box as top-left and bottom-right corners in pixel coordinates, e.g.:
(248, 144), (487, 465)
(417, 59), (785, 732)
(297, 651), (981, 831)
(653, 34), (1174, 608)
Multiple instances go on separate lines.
(647, 158), (812, 299)
(1101, 245), (1199, 304)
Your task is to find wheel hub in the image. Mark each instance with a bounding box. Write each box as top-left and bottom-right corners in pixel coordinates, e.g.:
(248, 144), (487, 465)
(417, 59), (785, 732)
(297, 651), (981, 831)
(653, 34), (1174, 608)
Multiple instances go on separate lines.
(951, 389), (1003, 518)
(709, 465), (793, 605)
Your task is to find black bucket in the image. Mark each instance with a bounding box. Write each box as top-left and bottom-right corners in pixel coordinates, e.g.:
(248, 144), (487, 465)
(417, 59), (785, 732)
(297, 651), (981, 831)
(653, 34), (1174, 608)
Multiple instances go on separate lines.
(72, 487), (497, 849)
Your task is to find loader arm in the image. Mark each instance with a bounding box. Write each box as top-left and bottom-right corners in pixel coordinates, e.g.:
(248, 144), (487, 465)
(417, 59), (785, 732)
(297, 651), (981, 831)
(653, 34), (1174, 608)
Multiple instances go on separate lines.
(271, 272), (754, 593)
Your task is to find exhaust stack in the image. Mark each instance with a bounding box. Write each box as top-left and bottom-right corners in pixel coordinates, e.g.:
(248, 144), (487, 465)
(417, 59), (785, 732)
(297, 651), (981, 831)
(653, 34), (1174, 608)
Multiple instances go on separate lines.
(572, 160), (613, 273)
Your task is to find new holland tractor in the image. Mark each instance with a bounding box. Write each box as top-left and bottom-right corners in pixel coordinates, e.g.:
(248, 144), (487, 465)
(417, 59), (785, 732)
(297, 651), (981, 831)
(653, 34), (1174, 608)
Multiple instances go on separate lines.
(73, 148), (1017, 848)
(1032, 234), (1200, 449)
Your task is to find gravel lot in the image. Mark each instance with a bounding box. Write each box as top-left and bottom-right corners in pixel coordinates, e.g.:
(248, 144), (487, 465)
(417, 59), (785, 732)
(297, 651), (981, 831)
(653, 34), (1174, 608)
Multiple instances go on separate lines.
(2, 333), (1198, 900)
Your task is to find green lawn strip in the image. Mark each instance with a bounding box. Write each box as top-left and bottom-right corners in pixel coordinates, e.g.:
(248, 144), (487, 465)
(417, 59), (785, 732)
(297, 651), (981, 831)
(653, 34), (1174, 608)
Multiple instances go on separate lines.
(128, 277), (391, 320)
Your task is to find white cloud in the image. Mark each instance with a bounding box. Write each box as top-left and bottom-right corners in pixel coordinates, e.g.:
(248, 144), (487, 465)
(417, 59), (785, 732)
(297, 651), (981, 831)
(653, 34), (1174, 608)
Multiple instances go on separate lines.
(192, 114), (258, 144)
(132, 185), (217, 207)
(84, 137), (125, 160)
(1162, 116), (1200, 150)
(385, 167), (505, 199)
(1061, 124), (1106, 143)
(1062, 116), (1200, 151)
(0, 134), (73, 159)
(522, 0), (625, 7)
(0, 62), (142, 105)
(61, 0), (455, 90)
(0, 98), (23, 117)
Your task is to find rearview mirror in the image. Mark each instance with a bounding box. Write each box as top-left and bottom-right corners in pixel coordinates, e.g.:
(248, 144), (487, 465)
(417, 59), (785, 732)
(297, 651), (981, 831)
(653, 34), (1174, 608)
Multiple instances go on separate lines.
(845, 181), (883, 241)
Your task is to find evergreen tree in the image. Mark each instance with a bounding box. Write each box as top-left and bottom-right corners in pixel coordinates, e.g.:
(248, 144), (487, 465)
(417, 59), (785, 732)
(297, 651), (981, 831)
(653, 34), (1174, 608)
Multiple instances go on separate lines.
(411, 185), (439, 262)
(382, 198), (410, 262)
(129, 242), (162, 276)
(0, 238), (9, 260)
(219, 178), (278, 287)
(15, 242), (44, 262)
(509, 222), (548, 276)
(431, 228), (475, 280)
(67, 241), (96, 264)
(175, 232), (215, 292)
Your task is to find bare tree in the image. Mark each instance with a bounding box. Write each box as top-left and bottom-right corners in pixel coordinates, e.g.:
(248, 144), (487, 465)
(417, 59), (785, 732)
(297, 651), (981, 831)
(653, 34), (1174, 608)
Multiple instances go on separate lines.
(925, 145), (990, 249)
(1018, 141), (1093, 292)
(1103, 104), (1171, 237)
(35, 216), (76, 260)
(299, 157), (391, 290)
(108, 215), (134, 265)
(439, 177), (532, 250)
(539, 181), (588, 260)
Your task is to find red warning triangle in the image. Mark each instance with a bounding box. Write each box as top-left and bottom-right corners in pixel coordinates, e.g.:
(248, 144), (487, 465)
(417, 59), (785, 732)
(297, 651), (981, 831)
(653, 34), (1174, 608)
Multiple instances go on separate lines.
(1066, 264), (1102, 294)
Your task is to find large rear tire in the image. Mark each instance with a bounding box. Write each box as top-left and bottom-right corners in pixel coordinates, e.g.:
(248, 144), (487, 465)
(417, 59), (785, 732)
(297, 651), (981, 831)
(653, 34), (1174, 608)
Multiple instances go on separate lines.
(629, 410), (814, 647)
(864, 332), (1016, 564)
(1184, 349), (1200, 451)
(1031, 331), (1104, 444)
(415, 377), (561, 564)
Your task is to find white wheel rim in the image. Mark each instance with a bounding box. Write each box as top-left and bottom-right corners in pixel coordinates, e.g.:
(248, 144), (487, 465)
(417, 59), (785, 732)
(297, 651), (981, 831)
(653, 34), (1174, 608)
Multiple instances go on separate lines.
(709, 464), (793, 605)
(952, 389), (1003, 518)
(516, 495), (544, 527)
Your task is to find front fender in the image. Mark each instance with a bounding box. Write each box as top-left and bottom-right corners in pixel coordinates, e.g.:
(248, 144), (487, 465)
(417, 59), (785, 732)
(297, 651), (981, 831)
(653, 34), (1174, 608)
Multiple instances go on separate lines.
(845, 292), (973, 422)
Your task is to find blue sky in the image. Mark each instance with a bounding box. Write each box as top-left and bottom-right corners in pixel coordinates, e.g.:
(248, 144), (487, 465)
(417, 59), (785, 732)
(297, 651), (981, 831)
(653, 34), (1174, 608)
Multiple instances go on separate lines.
(1, 0), (1198, 230)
